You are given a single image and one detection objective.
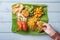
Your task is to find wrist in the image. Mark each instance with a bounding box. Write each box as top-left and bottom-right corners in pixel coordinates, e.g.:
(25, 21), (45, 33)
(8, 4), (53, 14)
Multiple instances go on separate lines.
(45, 28), (56, 36)
(50, 31), (60, 39)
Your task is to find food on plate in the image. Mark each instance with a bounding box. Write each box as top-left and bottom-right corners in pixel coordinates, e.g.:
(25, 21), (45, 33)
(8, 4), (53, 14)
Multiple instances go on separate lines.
(36, 21), (43, 32)
(22, 21), (28, 31)
(22, 9), (29, 17)
(13, 4), (44, 32)
(17, 21), (23, 31)
(12, 4), (23, 14)
(34, 7), (43, 17)
(24, 5), (34, 12)
(24, 5), (34, 17)
(28, 16), (38, 31)
(12, 3), (48, 34)
(17, 13), (27, 22)
(17, 21), (28, 31)
(17, 13), (28, 31)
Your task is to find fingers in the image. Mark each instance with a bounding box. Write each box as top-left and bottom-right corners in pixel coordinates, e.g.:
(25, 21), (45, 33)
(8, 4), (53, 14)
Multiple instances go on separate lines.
(43, 25), (47, 31)
(42, 22), (56, 36)
(42, 23), (48, 31)
(42, 22), (52, 30)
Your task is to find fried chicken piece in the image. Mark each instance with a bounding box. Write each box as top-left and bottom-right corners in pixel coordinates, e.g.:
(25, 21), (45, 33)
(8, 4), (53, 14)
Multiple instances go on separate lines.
(12, 4), (23, 14)
(36, 21), (43, 32)
(22, 9), (29, 17)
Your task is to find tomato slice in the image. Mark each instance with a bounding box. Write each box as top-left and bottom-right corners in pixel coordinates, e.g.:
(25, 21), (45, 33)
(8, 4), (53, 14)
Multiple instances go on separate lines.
(22, 21), (28, 31)
(17, 21), (23, 31)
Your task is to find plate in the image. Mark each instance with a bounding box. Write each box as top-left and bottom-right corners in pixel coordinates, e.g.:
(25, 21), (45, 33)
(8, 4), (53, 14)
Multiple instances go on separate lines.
(12, 3), (48, 34)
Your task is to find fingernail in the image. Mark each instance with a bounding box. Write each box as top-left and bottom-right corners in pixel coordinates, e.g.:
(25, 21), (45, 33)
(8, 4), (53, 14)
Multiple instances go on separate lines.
(43, 25), (47, 28)
(42, 25), (47, 30)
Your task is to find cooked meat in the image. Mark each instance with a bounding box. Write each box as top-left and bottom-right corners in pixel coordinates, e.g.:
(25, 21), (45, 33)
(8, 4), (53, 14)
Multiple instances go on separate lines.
(12, 4), (23, 14)
(22, 9), (29, 17)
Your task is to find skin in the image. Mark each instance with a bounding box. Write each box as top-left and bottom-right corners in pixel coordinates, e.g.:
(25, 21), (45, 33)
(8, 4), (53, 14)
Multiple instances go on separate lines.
(42, 23), (60, 40)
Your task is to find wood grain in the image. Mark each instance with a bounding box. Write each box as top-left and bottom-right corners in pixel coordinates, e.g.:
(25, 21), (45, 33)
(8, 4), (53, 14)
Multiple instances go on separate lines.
(0, 0), (60, 40)
(0, 33), (52, 40)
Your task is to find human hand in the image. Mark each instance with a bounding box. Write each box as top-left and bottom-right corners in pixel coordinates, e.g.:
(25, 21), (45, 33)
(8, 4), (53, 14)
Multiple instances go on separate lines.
(42, 23), (60, 40)
(42, 23), (56, 36)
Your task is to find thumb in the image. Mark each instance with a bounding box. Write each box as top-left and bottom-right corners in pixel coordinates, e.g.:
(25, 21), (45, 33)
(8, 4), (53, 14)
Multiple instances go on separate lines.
(43, 25), (47, 31)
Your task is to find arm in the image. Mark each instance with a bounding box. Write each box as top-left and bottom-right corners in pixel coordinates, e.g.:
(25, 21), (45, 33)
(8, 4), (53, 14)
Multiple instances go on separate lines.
(42, 23), (60, 40)
(51, 32), (60, 40)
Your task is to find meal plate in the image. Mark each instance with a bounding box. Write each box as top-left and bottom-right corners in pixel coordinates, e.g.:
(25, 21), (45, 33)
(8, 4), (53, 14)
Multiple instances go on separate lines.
(12, 3), (48, 34)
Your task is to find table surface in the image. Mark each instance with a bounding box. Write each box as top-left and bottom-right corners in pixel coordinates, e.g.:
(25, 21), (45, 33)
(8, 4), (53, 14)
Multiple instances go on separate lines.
(0, 0), (60, 40)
